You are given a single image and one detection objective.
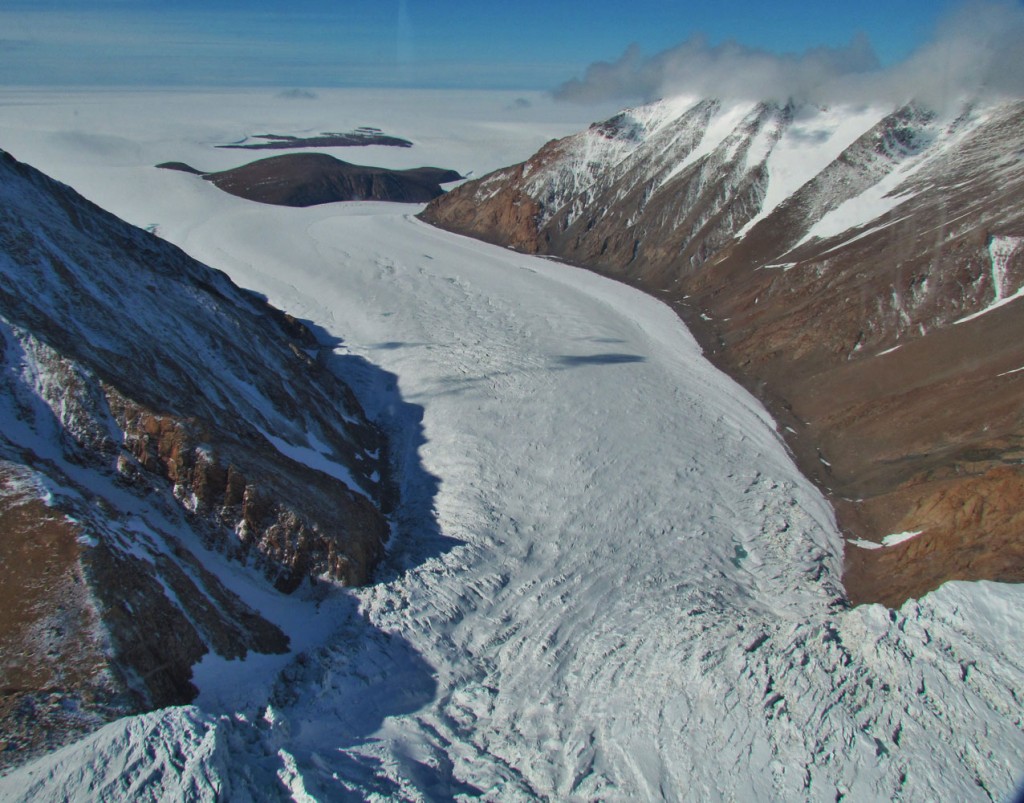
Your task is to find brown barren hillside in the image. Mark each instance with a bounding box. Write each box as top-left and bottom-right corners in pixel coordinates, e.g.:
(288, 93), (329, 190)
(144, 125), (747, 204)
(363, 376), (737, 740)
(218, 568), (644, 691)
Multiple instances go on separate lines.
(159, 152), (461, 207)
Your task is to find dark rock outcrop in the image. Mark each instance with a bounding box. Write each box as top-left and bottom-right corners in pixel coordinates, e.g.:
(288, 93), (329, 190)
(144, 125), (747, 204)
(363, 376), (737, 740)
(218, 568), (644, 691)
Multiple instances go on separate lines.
(216, 128), (413, 150)
(158, 152), (461, 207)
(0, 147), (392, 767)
(421, 98), (1024, 607)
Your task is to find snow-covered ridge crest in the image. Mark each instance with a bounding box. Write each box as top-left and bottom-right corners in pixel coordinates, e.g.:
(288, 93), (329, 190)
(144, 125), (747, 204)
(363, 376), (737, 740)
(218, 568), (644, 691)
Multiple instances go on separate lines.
(522, 93), (1001, 248)
(522, 96), (716, 225)
(452, 93), (1005, 260)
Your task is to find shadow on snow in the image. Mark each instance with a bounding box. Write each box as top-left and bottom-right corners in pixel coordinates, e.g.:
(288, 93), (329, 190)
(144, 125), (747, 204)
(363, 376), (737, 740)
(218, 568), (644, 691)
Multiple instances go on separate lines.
(250, 317), (472, 800)
(554, 352), (646, 367)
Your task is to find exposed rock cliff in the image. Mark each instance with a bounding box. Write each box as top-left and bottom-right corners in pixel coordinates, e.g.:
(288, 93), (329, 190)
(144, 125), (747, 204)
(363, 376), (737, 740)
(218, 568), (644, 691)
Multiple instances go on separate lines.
(0, 148), (392, 768)
(421, 97), (1024, 606)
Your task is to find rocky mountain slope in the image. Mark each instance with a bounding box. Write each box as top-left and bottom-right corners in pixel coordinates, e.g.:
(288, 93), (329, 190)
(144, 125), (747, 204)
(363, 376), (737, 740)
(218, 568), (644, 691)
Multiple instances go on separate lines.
(422, 96), (1024, 606)
(0, 148), (392, 769)
(159, 153), (461, 207)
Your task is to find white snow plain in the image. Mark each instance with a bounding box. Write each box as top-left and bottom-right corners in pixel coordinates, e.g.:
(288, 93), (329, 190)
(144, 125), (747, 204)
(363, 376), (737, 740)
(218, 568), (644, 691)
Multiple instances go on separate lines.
(0, 89), (1022, 801)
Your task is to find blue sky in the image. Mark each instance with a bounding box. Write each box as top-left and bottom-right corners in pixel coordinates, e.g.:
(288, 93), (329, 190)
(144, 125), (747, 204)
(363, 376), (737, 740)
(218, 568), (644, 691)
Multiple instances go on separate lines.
(0, 0), (1016, 93)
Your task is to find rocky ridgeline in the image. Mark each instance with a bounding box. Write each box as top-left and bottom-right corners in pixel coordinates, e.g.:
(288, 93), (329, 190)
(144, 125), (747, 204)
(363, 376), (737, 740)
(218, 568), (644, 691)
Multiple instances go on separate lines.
(422, 98), (1024, 606)
(0, 149), (392, 768)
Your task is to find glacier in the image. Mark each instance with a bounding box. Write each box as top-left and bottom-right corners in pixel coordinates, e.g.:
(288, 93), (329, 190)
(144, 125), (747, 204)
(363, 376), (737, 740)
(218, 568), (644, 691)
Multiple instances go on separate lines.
(0, 89), (1021, 801)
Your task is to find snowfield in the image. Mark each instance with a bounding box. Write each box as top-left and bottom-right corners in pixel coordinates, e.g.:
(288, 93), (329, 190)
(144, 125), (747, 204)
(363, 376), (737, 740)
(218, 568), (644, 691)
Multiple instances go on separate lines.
(0, 89), (1022, 801)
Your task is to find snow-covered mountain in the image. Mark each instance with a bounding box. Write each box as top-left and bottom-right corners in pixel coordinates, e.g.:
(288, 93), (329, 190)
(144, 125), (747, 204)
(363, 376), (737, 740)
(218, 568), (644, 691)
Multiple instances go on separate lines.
(422, 96), (1024, 606)
(0, 148), (391, 768)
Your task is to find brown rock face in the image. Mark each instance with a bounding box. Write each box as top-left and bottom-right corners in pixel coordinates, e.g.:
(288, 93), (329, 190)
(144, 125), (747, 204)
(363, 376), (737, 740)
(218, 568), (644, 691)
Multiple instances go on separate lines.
(0, 148), (394, 767)
(0, 461), (291, 770)
(107, 390), (388, 591)
(842, 467), (1024, 606)
(0, 472), (126, 766)
(422, 99), (1024, 607)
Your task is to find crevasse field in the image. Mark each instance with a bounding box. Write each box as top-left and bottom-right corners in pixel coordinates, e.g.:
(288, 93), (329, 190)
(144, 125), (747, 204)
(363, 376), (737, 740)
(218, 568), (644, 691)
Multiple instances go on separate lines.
(0, 88), (1022, 801)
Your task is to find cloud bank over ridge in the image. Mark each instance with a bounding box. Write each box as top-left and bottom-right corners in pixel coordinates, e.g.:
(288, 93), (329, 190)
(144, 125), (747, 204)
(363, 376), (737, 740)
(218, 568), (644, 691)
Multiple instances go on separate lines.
(554, 1), (1024, 108)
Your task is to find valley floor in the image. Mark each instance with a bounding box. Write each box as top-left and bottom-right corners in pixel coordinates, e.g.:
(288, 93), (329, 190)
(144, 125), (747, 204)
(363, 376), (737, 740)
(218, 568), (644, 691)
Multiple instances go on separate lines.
(0, 90), (1022, 801)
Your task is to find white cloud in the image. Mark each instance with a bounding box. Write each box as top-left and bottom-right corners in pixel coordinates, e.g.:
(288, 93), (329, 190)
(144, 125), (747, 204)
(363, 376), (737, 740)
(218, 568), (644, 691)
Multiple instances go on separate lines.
(554, 1), (1024, 109)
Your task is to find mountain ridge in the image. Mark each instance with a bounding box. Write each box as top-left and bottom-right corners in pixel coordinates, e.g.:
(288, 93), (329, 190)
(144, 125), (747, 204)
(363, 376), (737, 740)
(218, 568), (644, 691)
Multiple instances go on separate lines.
(0, 147), (393, 768)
